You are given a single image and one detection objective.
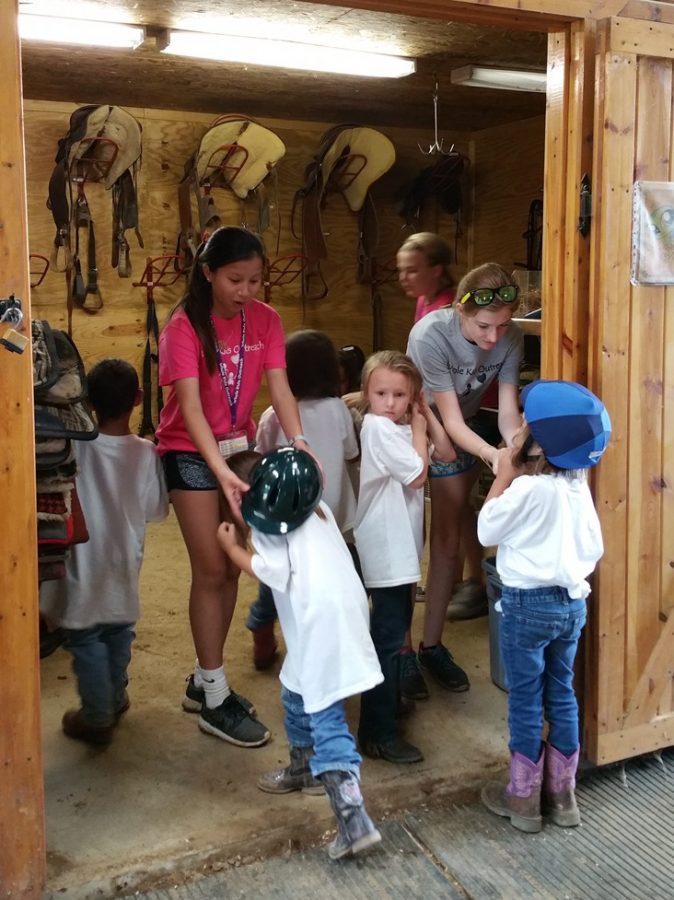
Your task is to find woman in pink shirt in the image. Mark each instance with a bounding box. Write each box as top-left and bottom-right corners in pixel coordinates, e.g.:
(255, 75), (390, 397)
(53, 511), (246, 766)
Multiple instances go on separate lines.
(396, 232), (456, 324)
(156, 227), (308, 749)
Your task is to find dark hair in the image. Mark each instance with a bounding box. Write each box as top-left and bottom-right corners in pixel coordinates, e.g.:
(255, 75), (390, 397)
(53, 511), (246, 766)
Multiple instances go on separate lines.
(512, 424), (584, 482)
(337, 345), (366, 393)
(286, 330), (341, 400)
(87, 358), (139, 423)
(175, 227), (265, 374)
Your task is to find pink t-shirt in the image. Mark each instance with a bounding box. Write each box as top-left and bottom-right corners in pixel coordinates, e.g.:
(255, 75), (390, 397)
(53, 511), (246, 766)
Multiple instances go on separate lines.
(155, 301), (286, 454)
(414, 287), (456, 323)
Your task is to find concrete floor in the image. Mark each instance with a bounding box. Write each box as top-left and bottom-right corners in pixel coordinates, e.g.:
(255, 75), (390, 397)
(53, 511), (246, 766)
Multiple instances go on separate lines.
(40, 510), (509, 897)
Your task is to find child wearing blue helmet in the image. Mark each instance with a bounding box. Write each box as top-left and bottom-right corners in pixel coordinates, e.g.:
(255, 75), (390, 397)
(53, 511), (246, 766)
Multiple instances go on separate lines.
(477, 380), (611, 834)
(218, 447), (383, 860)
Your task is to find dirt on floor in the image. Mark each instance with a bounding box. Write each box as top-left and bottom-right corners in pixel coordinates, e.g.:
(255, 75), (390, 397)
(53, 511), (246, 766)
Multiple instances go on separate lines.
(40, 510), (509, 897)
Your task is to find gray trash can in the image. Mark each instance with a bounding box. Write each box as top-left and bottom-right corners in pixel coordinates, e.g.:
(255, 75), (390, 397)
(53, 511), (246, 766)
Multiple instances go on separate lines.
(482, 557), (508, 692)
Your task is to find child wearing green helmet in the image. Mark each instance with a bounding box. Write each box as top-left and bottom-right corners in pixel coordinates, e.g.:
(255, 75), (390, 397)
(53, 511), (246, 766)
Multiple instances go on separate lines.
(477, 380), (611, 835)
(218, 447), (383, 860)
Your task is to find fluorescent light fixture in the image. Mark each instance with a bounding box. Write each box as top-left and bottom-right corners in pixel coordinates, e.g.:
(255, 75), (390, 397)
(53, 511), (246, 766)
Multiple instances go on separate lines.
(19, 13), (144, 48)
(450, 66), (546, 93)
(164, 30), (416, 78)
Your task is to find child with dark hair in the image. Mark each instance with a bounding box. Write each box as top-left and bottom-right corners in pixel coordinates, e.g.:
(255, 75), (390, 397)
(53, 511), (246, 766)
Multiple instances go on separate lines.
(41, 359), (168, 745)
(247, 330), (359, 669)
(338, 344), (366, 395)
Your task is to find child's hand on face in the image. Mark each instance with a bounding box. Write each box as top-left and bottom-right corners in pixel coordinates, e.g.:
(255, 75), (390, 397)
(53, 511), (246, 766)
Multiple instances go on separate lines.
(217, 521), (238, 553)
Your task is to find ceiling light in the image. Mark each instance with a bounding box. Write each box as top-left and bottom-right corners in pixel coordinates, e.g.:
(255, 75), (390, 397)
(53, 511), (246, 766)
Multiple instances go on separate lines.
(164, 31), (416, 78)
(450, 66), (546, 93)
(19, 13), (144, 48)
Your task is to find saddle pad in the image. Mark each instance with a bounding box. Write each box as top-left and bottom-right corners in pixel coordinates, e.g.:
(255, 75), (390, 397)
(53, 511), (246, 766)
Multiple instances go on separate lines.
(66, 105), (142, 188)
(196, 118), (285, 199)
(32, 320), (61, 393)
(322, 127), (395, 212)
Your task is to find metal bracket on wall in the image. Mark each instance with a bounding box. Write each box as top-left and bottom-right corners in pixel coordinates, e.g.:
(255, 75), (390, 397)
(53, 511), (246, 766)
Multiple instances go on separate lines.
(578, 173), (592, 237)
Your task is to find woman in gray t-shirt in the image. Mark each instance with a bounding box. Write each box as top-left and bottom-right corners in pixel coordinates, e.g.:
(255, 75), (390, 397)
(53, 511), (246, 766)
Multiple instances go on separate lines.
(406, 263), (524, 692)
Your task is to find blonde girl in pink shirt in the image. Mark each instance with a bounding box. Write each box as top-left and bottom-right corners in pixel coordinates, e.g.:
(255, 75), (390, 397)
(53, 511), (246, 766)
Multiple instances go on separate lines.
(156, 227), (309, 748)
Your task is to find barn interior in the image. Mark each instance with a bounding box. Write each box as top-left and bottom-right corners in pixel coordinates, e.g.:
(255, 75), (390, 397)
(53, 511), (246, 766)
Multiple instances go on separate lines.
(21, 0), (548, 892)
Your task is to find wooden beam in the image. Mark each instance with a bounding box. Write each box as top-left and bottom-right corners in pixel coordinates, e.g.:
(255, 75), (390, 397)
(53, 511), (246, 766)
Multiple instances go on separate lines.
(610, 14), (674, 55)
(0, 1), (45, 897)
(299, 0), (626, 32)
(595, 715), (674, 763)
(620, 0), (674, 24)
(542, 31), (570, 378)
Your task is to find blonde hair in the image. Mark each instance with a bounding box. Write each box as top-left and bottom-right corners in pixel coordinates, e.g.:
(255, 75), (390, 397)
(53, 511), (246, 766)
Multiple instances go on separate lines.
(398, 232), (454, 290)
(360, 350), (422, 416)
(455, 262), (519, 316)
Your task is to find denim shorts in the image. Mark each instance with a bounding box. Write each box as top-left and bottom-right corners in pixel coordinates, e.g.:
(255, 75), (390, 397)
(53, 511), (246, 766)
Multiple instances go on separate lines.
(429, 410), (501, 478)
(162, 451), (218, 491)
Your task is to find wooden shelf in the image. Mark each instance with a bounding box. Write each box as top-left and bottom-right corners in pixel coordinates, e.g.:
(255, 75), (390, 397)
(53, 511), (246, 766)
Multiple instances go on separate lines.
(512, 317), (542, 336)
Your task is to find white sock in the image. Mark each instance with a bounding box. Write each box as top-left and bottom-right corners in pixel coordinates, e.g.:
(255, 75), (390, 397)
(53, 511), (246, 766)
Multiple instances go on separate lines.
(201, 666), (230, 709)
(194, 659), (204, 688)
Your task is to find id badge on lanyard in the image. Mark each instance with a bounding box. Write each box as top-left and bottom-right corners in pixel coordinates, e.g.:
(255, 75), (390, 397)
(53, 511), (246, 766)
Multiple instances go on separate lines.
(212, 312), (248, 460)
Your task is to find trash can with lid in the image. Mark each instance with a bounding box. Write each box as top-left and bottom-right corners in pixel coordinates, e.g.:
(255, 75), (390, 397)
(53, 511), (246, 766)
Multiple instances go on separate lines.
(482, 556), (508, 692)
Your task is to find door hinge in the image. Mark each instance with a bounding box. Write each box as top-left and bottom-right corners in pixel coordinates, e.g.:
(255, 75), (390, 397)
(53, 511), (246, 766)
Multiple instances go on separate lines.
(578, 173), (591, 237)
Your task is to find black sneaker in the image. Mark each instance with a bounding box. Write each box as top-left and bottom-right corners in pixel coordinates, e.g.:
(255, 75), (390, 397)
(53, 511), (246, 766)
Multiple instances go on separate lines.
(359, 735), (424, 764)
(182, 675), (257, 718)
(198, 694), (271, 747)
(418, 643), (470, 692)
(399, 648), (430, 701)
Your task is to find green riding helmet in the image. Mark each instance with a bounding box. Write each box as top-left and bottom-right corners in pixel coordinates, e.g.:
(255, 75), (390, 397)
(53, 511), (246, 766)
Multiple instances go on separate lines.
(242, 447), (323, 535)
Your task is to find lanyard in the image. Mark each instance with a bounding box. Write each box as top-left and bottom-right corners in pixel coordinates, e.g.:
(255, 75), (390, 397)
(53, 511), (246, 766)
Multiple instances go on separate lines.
(211, 311), (246, 431)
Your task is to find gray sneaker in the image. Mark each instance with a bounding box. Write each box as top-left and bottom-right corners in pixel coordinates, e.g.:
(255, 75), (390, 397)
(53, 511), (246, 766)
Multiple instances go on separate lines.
(446, 579), (488, 621)
(198, 694), (270, 747)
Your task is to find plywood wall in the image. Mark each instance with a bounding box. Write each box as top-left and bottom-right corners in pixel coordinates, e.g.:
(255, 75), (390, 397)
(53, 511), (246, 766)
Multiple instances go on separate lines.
(25, 100), (544, 420)
(471, 115), (545, 271)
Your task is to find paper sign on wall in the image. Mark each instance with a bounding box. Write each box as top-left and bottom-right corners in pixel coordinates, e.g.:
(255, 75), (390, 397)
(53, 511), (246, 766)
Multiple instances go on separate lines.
(631, 181), (674, 285)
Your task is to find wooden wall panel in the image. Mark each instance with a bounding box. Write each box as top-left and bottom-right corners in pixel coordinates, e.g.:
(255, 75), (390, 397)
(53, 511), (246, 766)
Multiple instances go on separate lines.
(25, 101), (476, 421)
(470, 115), (545, 271)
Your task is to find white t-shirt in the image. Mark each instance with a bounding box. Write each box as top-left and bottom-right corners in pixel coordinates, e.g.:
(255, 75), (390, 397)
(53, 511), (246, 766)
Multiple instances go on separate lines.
(250, 502), (383, 714)
(40, 434), (169, 629)
(255, 397), (359, 533)
(477, 473), (603, 600)
(354, 414), (424, 589)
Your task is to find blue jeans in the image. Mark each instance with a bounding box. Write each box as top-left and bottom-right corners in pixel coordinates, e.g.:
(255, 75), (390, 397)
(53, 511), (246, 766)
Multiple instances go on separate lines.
(500, 586), (586, 762)
(246, 545), (364, 632)
(65, 623), (135, 727)
(358, 583), (414, 743)
(281, 687), (362, 779)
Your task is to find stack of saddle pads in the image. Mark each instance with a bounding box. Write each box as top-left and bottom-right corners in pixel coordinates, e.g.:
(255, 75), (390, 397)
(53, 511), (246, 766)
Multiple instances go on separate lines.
(32, 319), (96, 582)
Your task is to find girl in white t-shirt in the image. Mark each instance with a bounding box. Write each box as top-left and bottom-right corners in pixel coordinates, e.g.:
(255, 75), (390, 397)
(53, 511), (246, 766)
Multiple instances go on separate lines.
(355, 350), (453, 765)
(478, 380), (611, 834)
(248, 330), (359, 668)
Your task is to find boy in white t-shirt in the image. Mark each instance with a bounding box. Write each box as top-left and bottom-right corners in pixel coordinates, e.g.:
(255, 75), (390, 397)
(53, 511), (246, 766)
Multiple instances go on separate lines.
(218, 448), (383, 860)
(41, 359), (168, 745)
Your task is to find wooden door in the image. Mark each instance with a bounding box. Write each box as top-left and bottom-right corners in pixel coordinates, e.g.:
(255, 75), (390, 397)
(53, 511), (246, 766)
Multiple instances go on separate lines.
(584, 16), (674, 764)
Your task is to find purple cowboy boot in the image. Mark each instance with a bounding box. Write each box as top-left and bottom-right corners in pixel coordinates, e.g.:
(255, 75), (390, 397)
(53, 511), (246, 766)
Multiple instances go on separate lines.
(543, 744), (581, 827)
(481, 749), (544, 833)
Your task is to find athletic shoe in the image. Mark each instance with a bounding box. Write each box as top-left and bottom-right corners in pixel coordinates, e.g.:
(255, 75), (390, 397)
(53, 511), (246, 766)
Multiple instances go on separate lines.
(198, 694), (271, 747)
(181, 675), (256, 717)
(399, 648), (430, 701)
(418, 643), (470, 692)
(446, 579), (488, 621)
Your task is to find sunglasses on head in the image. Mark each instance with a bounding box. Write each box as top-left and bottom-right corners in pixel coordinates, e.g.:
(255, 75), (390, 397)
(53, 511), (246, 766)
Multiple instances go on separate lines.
(459, 285), (519, 306)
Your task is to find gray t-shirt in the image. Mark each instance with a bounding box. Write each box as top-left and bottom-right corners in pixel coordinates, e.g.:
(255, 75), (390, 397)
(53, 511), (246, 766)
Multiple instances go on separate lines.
(407, 307), (523, 420)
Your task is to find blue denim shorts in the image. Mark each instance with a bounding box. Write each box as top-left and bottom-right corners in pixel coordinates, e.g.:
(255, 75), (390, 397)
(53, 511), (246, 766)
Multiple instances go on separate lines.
(429, 410), (501, 478)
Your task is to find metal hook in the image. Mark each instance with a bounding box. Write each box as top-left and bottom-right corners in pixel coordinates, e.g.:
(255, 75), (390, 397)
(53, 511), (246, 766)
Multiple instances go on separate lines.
(418, 77), (454, 156)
